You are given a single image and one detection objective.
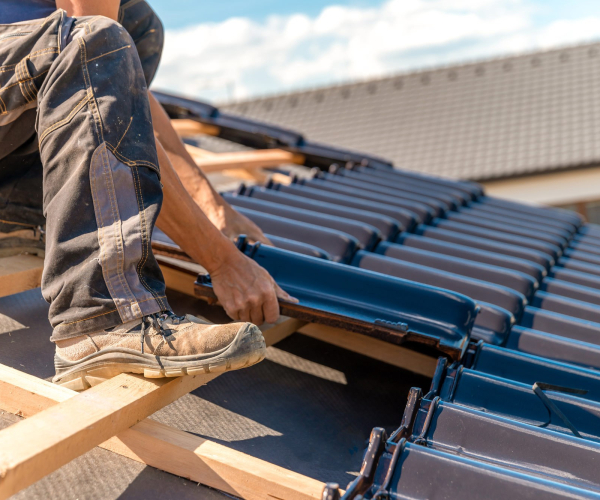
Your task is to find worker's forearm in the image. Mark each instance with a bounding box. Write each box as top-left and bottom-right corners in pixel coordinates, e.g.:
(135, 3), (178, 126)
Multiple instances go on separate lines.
(149, 91), (271, 244)
(154, 139), (236, 274)
(148, 91), (226, 220)
(56, 0), (119, 20)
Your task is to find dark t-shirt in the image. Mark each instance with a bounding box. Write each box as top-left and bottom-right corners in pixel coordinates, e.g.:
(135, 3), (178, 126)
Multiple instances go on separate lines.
(0, 0), (57, 24)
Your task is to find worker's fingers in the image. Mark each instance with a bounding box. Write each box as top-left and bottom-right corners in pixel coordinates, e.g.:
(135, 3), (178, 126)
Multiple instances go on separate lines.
(250, 232), (273, 246)
(245, 225), (273, 246)
(237, 307), (251, 323)
(275, 283), (299, 303)
(222, 303), (240, 321)
(250, 304), (265, 326)
(261, 287), (281, 324)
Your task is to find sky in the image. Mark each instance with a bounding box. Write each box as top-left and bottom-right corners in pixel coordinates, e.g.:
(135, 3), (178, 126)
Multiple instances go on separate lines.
(149, 0), (600, 103)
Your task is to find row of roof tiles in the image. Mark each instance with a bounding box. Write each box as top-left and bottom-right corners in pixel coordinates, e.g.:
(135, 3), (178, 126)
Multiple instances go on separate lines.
(158, 91), (600, 498)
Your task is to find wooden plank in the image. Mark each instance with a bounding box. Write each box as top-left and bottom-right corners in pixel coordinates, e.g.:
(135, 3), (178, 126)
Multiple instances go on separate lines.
(184, 143), (218, 162)
(0, 364), (70, 417)
(104, 420), (325, 500)
(158, 256), (201, 296)
(261, 317), (307, 345)
(0, 364), (324, 500)
(171, 119), (220, 137)
(0, 254), (44, 298)
(221, 168), (269, 183)
(271, 172), (294, 185)
(298, 324), (437, 377)
(0, 370), (225, 499)
(192, 149), (305, 173)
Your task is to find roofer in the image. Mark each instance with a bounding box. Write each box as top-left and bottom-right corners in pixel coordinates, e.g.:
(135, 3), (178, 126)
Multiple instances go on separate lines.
(0, 0), (296, 390)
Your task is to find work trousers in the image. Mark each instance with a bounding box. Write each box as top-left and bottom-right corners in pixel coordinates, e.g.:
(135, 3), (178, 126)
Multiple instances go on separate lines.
(0, 0), (171, 341)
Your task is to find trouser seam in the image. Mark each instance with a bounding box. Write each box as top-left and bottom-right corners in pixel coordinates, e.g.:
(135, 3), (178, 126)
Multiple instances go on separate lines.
(56, 294), (168, 328)
(26, 46), (60, 59)
(100, 146), (138, 314)
(86, 44), (132, 64)
(17, 60), (35, 102)
(114, 115), (133, 152)
(131, 164), (167, 310)
(25, 46), (60, 60)
(38, 89), (91, 146)
(107, 144), (160, 176)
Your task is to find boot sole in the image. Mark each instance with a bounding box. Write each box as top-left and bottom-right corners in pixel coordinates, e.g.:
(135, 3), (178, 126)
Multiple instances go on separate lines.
(52, 323), (266, 391)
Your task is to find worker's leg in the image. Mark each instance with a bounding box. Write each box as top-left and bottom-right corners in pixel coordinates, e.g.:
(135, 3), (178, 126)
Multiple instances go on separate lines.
(0, 0), (162, 240)
(0, 13), (265, 389)
(0, 136), (46, 256)
(118, 0), (164, 86)
(34, 14), (170, 339)
(0, 17), (55, 253)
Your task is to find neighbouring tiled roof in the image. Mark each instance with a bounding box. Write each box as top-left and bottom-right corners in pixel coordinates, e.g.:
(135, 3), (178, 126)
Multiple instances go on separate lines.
(222, 42), (600, 181)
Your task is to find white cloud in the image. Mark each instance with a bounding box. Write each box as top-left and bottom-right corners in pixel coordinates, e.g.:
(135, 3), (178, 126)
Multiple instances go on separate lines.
(536, 17), (600, 47)
(152, 0), (600, 103)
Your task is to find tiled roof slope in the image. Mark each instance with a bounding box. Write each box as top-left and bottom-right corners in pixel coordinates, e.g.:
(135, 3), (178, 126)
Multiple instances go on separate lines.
(157, 90), (600, 495)
(222, 42), (600, 181)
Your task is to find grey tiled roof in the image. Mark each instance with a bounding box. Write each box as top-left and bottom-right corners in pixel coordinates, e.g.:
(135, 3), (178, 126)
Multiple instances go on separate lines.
(222, 42), (600, 181)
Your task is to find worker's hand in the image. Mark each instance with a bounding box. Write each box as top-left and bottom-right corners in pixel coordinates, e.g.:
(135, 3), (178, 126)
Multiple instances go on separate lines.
(210, 250), (298, 325)
(204, 201), (272, 246)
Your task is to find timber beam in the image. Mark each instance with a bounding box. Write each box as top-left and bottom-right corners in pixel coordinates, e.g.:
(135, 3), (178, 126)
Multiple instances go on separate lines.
(0, 254), (44, 298)
(188, 148), (305, 173)
(0, 364), (325, 500)
(171, 118), (220, 137)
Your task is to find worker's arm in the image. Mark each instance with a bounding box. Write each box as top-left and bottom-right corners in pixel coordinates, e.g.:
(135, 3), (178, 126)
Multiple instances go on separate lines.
(155, 139), (297, 324)
(148, 92), (271, 244)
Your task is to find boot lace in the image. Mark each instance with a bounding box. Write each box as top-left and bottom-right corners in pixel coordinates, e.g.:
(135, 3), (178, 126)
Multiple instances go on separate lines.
(140, 311), (185, 353)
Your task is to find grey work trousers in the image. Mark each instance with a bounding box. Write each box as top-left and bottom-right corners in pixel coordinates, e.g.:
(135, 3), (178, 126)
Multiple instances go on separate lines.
(0, 0), (172, 341)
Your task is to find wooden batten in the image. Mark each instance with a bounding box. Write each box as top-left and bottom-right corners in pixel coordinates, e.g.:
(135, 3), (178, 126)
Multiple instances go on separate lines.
(171, 119), (220, 137)
(220, 168), (269, 183)
(0, 254), (44, 298)
(184, 143), (218, 162)
(157, 255), (200, 296)
(190, 149), (305, 173)
(0, 364), (325, 500)
(298, 324), (437, 377)
(0, 370), (221, 499)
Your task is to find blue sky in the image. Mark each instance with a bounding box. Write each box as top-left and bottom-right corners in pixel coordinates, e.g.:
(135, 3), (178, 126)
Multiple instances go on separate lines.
(150, 0), (600, 103)
(150, 0), (382, 29)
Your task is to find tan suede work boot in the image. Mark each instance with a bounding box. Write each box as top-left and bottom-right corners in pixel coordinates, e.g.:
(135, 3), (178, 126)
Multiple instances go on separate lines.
(52, 312), (266, 391)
